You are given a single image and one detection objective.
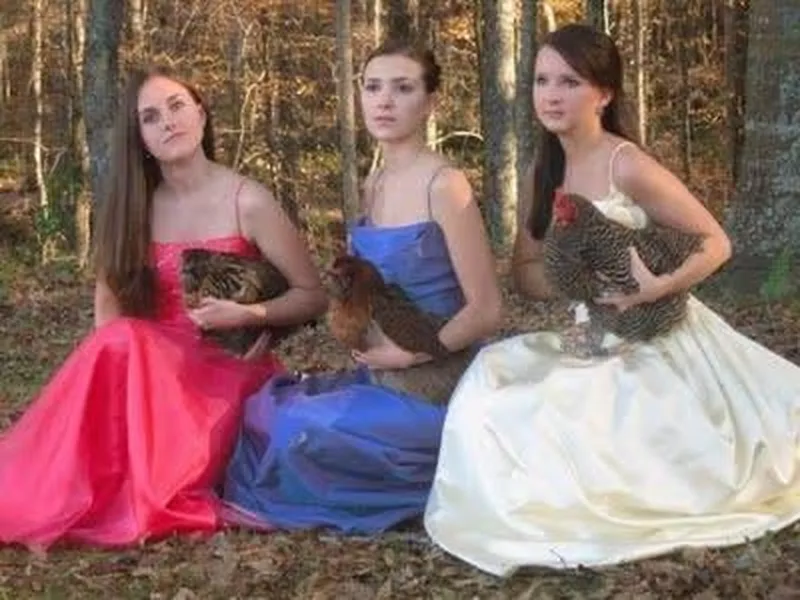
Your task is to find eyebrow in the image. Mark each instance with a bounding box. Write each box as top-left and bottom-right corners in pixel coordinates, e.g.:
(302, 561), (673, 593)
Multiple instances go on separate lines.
(138, 93), (188, 113)
(363, 76), (419, 83)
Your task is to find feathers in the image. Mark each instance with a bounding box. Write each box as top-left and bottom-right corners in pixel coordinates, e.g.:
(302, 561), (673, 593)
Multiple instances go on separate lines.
(180, 247), (297, 356)
(325, 254), (449, 358)
(543, 192), (704, 343)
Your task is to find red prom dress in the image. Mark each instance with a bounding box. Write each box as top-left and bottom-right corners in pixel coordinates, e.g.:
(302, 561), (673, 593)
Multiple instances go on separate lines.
(0, 235), (284, 550)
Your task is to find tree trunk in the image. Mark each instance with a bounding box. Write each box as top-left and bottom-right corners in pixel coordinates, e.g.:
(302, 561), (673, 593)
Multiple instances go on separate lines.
(32, 0), (52, 261)
(633, 0), (648, 145)
(585, 0), (609, 33)
(723, 0), (749, 192)
(386, 0), (411, 39)
(515, 0), (537, 203)
(724, 1), (800, 286)
(336, 0), (359, 221)
(83, 0), (123, 206)
(129, 0), (147, 60)
(477, 0), (517, 248)
(71, 0), (92, 268)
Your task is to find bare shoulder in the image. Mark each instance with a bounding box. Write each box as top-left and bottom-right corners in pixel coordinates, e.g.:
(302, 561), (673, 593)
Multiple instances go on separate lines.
(611, 141), (664, 191)
(236, 176), (281, 216)
(234, 176), (295, 241)
(428, 161), (474, 212)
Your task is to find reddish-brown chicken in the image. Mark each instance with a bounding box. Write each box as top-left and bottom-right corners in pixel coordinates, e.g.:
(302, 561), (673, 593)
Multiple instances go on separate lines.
(325, 255), (450, 358)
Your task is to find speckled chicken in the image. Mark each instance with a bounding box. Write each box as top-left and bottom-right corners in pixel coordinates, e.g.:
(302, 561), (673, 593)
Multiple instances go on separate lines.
(180, 247), (295, 356)
(542, 192), (705, 347)
(325, 254), (450, 359)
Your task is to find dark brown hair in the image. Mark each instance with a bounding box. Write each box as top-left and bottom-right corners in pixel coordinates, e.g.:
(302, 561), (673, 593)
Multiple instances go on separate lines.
(92, 65), (215, 317)
(528, 24), (637, 239)
(362, 38), (442, 94)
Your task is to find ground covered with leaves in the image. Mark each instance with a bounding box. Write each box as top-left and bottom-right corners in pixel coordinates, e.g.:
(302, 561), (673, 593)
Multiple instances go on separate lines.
(2, 204), (800, 598)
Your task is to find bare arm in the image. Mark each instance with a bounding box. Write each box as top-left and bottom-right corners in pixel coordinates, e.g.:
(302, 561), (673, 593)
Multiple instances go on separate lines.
(511, 161), (554, 300)
(615, 146), (732, 296)
(238, 180), (328, 326)
(94, 277), (122, 328)
(433, 168), (504, 351)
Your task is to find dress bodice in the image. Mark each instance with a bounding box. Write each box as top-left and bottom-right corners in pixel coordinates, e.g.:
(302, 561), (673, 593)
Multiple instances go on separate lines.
(590, 184), (649, 230)
(150, 235), (260, 329)
(349, 218), (464, 318)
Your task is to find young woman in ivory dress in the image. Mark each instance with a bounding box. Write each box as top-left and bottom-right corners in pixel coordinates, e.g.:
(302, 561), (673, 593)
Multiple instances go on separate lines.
(424, 23), (800, 575)
(0, 66), (327, 550)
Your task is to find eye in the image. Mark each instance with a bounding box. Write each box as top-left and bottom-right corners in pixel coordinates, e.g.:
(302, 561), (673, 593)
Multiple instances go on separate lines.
(140, 111), (158, 124)
(169, 99), (186, 112)
(534, 75), (547, 86)
(397, 82), (414, 93)
(363, 82), (380, 93)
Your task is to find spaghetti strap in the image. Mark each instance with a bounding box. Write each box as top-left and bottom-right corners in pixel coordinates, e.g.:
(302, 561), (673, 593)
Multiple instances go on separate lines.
(426, 165), (451, 220)
(608, 141), (634, 193)
(233, 177), (247, 236)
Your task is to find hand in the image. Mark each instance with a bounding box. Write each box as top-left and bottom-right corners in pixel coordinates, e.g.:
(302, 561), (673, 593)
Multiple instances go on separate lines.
(242, 330), (273, 361)
(351, 334), (422, 370)
(188, 297), (256, 331)
(594, 247), (668, 312)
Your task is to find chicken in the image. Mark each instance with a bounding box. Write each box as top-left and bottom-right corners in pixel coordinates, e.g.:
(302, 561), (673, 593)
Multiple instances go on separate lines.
(542, 192), (704, 348)
(324, 254), (450, 359)
(369, 347), (477, 404)
(180, 247), (298, 356)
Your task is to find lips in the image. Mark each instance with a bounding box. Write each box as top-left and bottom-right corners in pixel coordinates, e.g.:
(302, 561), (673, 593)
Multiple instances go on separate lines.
(162, 132), (185, 144)
(374, 116), (396, 125)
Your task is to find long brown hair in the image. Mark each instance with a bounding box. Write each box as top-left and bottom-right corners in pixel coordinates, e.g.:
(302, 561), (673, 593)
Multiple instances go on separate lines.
(92, 66), (215, 317)
(527, 24), (637, 240)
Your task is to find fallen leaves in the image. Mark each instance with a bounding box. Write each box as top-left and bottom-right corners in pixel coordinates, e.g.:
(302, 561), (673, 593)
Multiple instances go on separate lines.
(2, 242), (800, 598)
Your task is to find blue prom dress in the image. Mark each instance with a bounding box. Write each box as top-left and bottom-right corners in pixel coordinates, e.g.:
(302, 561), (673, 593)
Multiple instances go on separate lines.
(223, 217), (464, 533)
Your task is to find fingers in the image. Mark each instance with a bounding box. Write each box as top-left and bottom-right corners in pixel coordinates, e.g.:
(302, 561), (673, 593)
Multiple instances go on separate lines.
(243, 333), (271, 361)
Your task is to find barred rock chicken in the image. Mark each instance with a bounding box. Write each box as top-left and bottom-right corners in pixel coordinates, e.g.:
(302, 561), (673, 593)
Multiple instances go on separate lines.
(325, 254), (450, 359)
(543, 192), (704, 349)
(180, 247), (295, 356)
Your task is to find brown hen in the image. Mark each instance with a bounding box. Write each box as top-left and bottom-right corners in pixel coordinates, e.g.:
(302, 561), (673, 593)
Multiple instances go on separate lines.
(180, 247), (301, 356)
(325, 254), (449, 359)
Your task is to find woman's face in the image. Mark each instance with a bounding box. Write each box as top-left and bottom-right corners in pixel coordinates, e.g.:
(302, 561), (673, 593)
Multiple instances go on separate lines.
(136, 75), (207, 163)
(533, 45), (609, 135)
(360, 54), (432, 143)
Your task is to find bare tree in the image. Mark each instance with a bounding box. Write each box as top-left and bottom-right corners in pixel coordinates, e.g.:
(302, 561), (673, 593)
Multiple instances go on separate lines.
(68, 0), (92, 268)
(129, 0), (147, 60)
(32, 0), (51, 260)
(723, 0), (749, 189)
(336, 0), (359, 220)
(83, 0), (123, 206)
(725, 0), (800, 282)
(386, 0), (412, 39)
(633, 0), (647, 145)
(477, 0), (517, 247)
(585, 0), (610, 32)
(515, 0), (537, 204)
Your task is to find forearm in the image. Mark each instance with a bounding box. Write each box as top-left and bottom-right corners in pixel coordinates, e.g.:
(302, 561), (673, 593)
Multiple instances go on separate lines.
(242, 286), (328, 327)
(659, 236), (732, 296)
(437, 301), (503, 352)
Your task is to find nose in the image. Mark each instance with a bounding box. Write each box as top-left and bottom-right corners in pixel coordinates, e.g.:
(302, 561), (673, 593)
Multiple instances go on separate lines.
(376, 88), (394, 109)
(161, 110), (176, 131)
